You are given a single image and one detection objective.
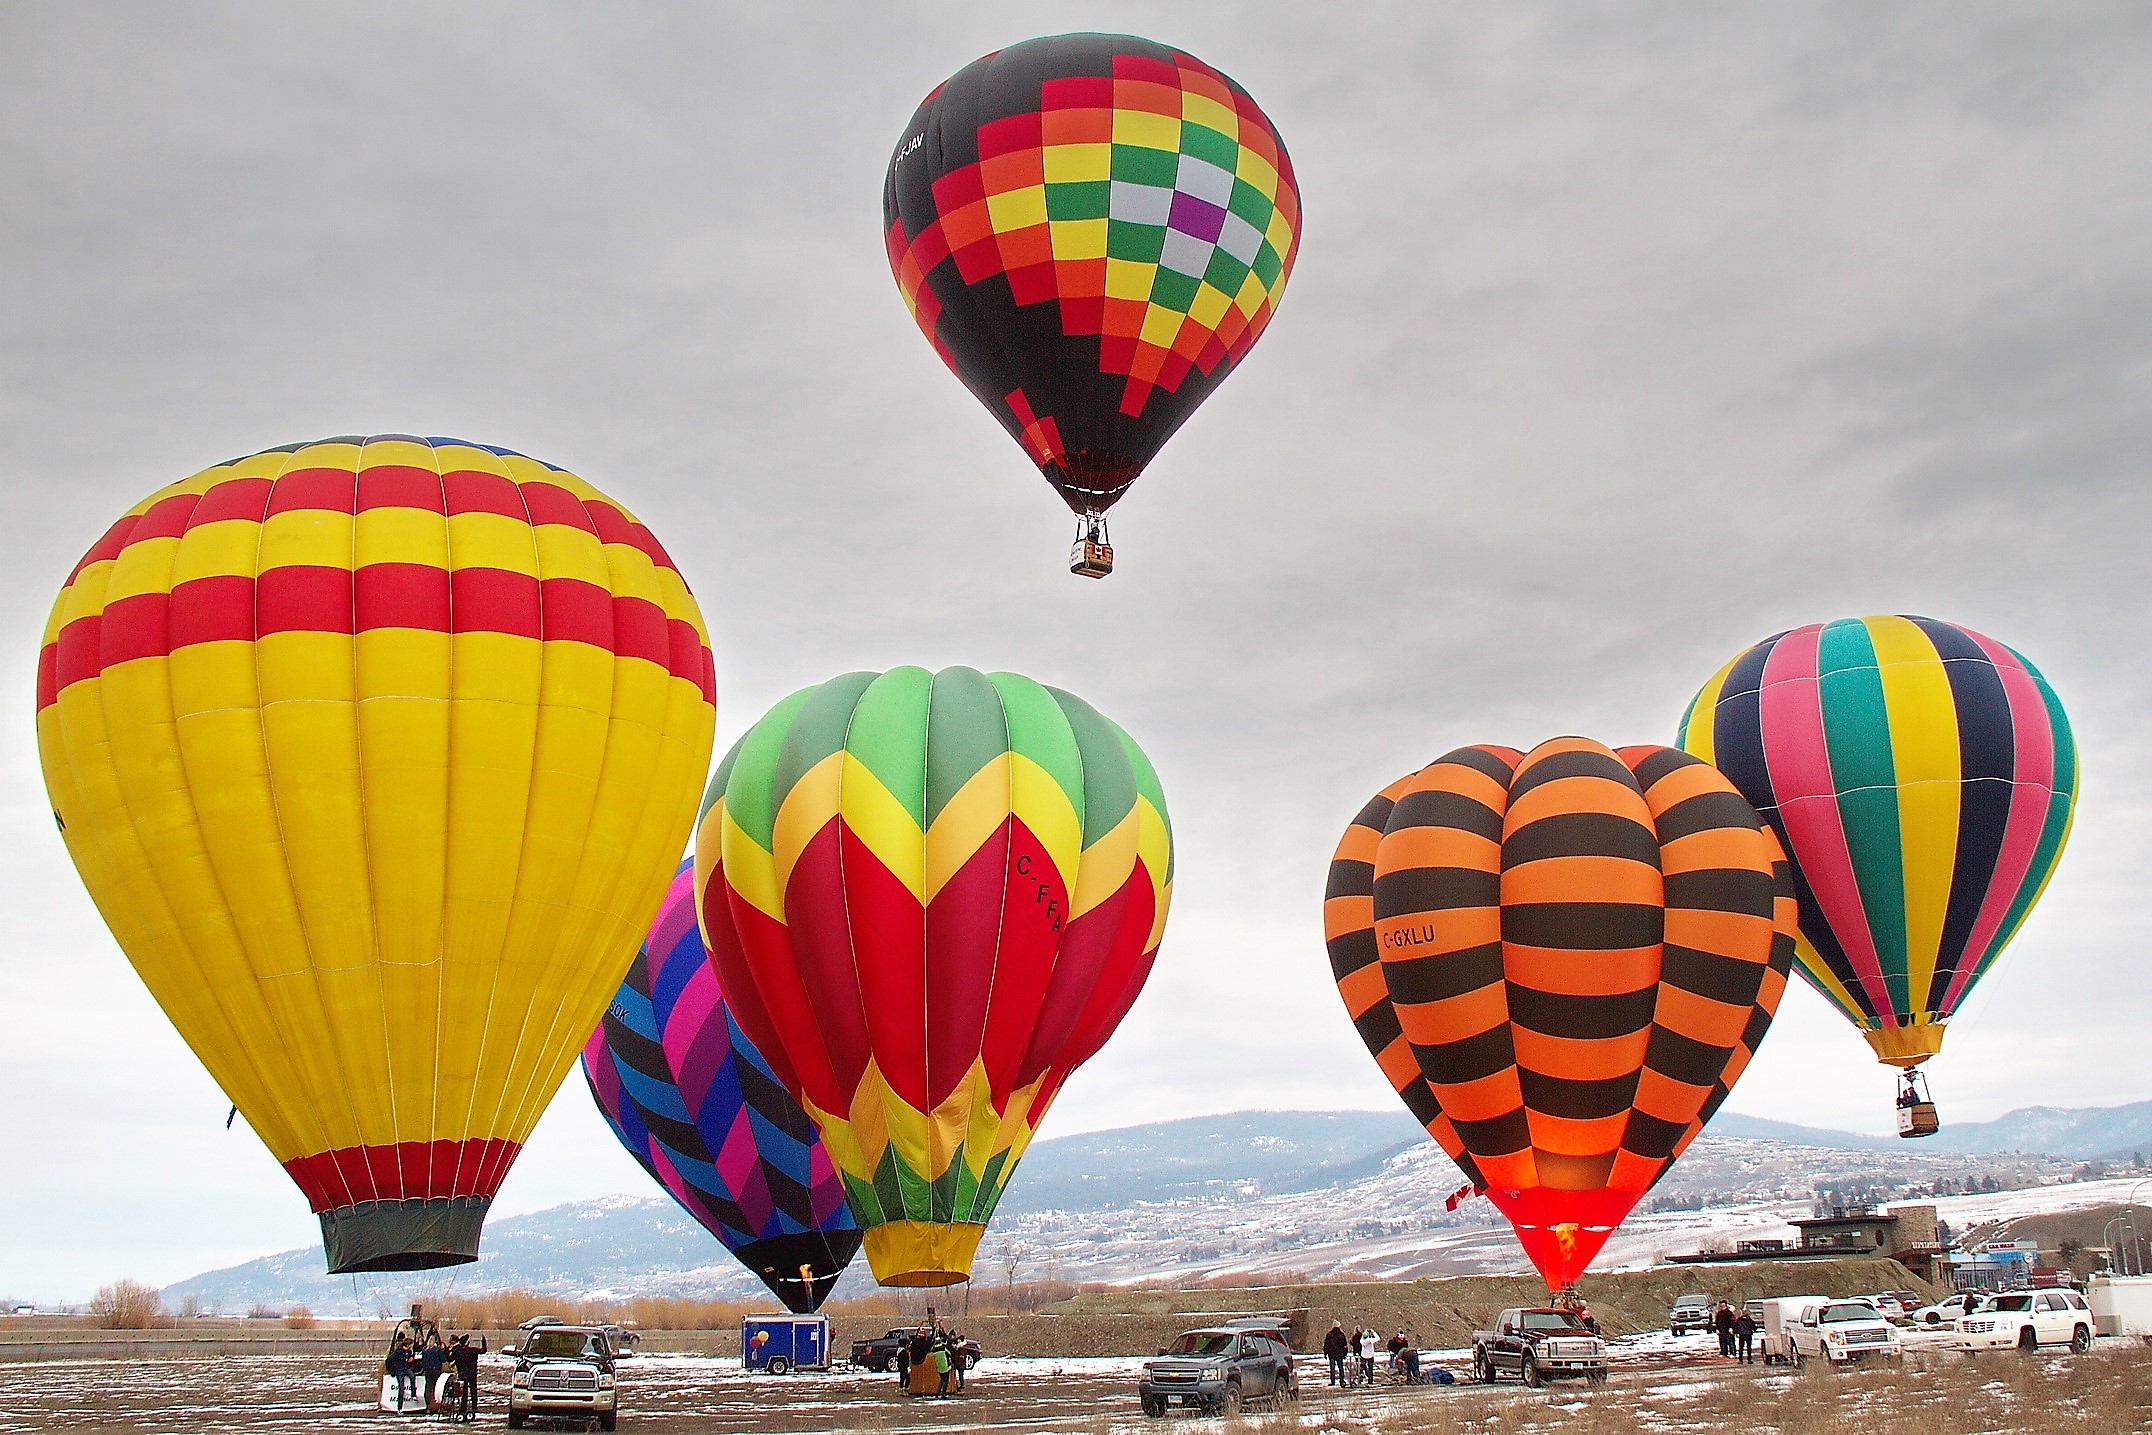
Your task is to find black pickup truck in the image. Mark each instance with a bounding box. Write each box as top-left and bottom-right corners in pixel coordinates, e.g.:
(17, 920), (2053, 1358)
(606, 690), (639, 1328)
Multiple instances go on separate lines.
(851, 1327), (982, 1373)
(1471, 1308), (1608, 1387)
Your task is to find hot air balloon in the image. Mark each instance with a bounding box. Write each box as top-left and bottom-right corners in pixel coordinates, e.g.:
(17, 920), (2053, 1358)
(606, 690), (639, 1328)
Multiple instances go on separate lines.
(884, 33), (1300, 577)
(583, 862), (861, 1312)
(1325, 739), (1797, 1290)
(1678, 615), (2077, 1135)
(694, 667), (1171, 1286)
(37, 436), (716, 1273)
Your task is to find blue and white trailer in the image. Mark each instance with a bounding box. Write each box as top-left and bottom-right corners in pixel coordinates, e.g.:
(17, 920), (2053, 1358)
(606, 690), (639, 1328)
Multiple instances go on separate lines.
(742, 1314), (830, 1374)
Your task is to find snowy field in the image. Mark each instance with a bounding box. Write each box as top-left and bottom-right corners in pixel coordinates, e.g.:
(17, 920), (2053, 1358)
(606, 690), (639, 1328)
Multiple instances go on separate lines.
(3, 1334), (2140, 1434)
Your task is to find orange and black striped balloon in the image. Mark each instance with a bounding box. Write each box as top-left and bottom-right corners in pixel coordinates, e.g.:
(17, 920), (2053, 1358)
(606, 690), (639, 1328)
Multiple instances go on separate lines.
(1326, 738), (1796, 1288)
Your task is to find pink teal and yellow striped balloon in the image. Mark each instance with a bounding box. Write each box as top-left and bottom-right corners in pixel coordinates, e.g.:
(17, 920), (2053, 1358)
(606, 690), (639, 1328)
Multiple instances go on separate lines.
(1678, 615), (2075, 1070)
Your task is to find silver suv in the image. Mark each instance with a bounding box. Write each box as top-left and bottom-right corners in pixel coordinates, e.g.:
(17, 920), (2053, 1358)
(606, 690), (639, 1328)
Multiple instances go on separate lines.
(1139, 1325), (1294, 1417)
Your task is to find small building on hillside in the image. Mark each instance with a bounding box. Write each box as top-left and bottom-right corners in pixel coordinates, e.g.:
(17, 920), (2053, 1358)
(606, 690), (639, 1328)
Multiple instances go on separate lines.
(1670, 1204), (1943, 1278)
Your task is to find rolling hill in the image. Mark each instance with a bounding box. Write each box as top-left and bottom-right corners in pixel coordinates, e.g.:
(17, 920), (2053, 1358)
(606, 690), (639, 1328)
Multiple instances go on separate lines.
(159, 1100), (2148, 1316)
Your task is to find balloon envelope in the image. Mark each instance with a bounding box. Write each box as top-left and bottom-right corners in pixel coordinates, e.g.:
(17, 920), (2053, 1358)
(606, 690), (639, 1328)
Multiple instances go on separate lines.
(38, 436), (717, 1272)
(583, 862), (861, 1312)
(1326, 739), (1796, 1288)
(695, 667), (1172, 1286)
(885, 33), (1300, 519)
(1678, 615), (2077, 1069)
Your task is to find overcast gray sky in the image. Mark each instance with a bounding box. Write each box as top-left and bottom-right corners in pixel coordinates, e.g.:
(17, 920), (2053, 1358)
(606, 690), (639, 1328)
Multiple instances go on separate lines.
(4, 2), (2147, 1302)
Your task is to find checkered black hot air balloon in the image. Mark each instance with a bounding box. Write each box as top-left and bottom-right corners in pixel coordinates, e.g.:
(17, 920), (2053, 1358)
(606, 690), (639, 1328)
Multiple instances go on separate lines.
(1326, 739), (1798, 1290)
(884, 33), (1299, 575)
(583, 863), (861, 1313)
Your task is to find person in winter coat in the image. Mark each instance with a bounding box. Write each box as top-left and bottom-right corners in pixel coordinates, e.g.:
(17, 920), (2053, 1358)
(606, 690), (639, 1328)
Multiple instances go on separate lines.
(1357, 1326), (1379, 1385)
(1323, 1322), (1351, 1386)
(1734, 1308), (1757, 1363)
(1714, 1302), (1737, 1357)
(448, 1334), (486, 1422)
(387, 1336), (418, 1407)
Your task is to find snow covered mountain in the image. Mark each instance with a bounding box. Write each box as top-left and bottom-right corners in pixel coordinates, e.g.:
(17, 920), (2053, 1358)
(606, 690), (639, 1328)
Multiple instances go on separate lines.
(162, 1103), (2144, 1315)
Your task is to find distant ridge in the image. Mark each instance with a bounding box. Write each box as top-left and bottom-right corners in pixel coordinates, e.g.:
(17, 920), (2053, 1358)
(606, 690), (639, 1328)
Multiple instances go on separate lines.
(1708, 1101), (2152, 1160)
(163, 1099), (2144, 1314)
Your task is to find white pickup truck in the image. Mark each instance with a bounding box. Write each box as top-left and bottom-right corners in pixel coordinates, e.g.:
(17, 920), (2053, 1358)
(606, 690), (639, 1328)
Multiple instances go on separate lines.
(1785, 1298), (1901, 1365)
(1954, 1289), (2095, 1352)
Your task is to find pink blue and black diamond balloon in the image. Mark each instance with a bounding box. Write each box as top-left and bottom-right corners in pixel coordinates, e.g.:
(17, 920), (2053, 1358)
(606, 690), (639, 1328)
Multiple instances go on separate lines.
(885, 33), (1300, 520)
(581, 862), (860, 1312)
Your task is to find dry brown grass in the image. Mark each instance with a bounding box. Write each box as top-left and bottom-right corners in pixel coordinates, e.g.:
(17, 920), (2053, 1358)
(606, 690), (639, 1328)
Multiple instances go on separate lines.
(281, 1306), (315, 1330)
(1207, 1343), (2152, 1435)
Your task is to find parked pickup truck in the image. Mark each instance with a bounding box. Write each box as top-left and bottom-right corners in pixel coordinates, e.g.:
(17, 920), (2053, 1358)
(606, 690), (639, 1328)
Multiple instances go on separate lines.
(1669, 1292), (1714, 1336)
(850, 1327), (982, 1373)
(507, 1324), (618, 1430)
(1786, 1299), (1901, 1365)
(1138, 1324), (1295, 1416)
(1472, 1308), (1608, 1387)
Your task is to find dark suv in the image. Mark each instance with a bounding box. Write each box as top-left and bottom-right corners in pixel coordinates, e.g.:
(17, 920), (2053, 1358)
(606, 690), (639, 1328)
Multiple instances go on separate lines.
(1139, 1325), (1294, 1417)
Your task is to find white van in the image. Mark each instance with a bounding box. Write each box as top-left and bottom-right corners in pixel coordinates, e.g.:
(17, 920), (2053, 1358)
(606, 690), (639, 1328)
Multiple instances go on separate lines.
(1787, 1298), (1901, 1364)
(1748, 1296), (1827, 1365)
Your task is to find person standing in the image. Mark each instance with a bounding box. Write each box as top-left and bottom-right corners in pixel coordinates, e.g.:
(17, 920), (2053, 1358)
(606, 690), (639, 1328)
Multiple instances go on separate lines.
(1357, 1326), (1379, 1386)
(1714, 1302), (1736, 1358)
(1323, 1322), (1350, 1387)
(448, 1333), (486, 1421)
(387, 1335), (417, 1408)
(1734, 1308), (1757, 1364)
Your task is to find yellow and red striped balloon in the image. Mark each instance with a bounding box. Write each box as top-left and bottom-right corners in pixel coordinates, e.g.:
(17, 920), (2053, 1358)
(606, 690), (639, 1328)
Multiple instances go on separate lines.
(37, 436), (716, 1273)
(1327, 739), (1796, 1288)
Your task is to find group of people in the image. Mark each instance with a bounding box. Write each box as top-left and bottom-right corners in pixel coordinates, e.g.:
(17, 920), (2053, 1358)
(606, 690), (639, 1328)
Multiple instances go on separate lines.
(1321, 1322), (1422, 1386)
(385, 1325), (488, 1419)
(1710, 1301), (1759, 1363)
(893, 1321), (970, 1398)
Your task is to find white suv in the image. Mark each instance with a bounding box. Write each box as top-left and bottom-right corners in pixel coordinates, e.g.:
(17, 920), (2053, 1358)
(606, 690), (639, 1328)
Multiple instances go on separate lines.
(1955, 1290), (2094, 1353)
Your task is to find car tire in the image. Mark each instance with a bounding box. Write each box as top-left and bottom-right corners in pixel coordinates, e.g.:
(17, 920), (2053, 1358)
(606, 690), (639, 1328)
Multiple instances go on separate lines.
(1221, 1384), (1241, 1416)
(1523, 1359), (1542, 1389)
(1473, 1352), (1491, 1384)
(1142, 1397), (1165, 1417)
(599, 1414), (617, 1432)
(2071, 1325), (2092, 1353)
(2017, 1327), (2038, 1352)
(507, 1411), (525, 1430)
(767, 1357), (791, 1376)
